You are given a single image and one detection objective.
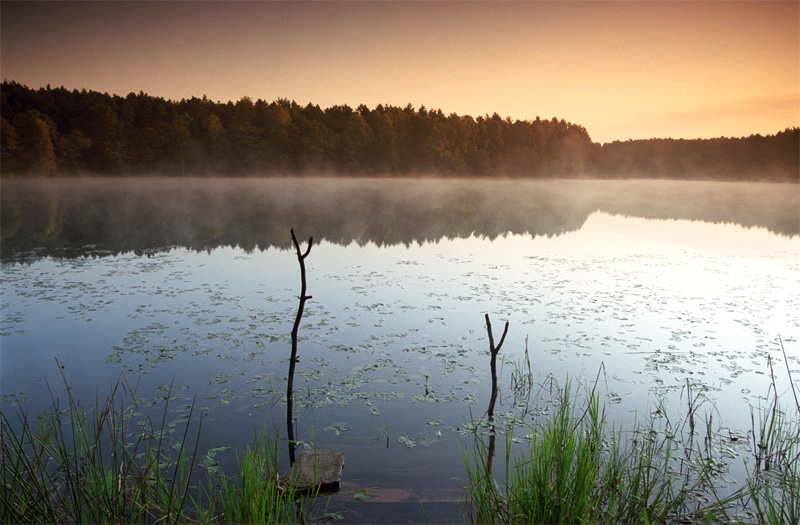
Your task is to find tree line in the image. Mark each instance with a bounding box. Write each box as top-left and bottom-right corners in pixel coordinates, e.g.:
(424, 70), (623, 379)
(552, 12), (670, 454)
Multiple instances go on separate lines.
(1, 81), (797, 181)
(600, 132), (799, 182)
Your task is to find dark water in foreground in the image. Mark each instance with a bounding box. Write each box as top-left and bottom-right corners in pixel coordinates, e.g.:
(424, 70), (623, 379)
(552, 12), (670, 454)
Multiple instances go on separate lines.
(1, 178), (799, 522)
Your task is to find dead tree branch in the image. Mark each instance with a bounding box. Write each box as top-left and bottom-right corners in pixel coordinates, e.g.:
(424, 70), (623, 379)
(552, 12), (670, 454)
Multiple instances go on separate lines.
(485, 313), (509, 477)
(287, 228), (313, 464)
(485, 313), (509, 424)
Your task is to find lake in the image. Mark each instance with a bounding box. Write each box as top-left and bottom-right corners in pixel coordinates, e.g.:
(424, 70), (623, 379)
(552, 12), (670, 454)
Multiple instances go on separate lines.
(1, 177), (799, 522)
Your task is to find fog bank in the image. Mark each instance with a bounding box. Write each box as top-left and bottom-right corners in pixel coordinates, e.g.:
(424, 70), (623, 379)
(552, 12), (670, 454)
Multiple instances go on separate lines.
(1, 177), (797, 260)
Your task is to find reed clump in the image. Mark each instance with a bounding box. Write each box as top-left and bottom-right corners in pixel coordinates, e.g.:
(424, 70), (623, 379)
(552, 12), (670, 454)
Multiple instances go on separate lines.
(0, 367), (304, 524)
(744, 342), (800, 524)
(746, 402), (800, 524)
(462, 364), (800, 524)
(191, 431), (306, 524)
(463, 381), (694, 523)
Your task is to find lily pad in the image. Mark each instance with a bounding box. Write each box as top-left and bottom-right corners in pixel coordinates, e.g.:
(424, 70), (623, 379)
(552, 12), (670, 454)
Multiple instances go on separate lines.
(398, 435), (416, 448)
(324, 422), (352, 435)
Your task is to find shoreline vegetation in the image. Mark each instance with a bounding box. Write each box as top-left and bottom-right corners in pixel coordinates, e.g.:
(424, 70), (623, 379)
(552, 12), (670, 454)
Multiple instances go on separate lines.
(3, 346), (798, 524)
(462, 361), (800, 524)
(2, 81), (798, 182)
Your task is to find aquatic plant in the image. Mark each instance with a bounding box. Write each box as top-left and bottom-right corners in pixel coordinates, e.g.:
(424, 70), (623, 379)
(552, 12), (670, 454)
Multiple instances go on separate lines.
(461, 378), (723, 523)
(191, 430), (305, 524)
(0, 364), (197, 523)
(744, 337), (800, 524)
(746, 401), (800, 524)
(461, 339), (800, 524)
(0, 365), (309, 524)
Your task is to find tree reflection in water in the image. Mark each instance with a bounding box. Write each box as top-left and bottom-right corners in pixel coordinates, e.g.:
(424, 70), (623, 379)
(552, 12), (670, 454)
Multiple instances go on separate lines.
(2, 177), (797, 262)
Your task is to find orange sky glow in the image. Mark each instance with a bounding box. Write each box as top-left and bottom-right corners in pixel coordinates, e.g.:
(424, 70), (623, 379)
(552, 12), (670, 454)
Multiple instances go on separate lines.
(1, 0), (797, 143)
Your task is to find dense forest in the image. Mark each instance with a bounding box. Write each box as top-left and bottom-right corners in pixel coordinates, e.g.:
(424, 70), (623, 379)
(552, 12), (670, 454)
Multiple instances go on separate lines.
(1, 81), (797, 181)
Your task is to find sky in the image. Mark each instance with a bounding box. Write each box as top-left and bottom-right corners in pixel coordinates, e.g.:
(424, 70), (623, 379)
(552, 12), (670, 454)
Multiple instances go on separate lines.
(1, 1), (797, 144)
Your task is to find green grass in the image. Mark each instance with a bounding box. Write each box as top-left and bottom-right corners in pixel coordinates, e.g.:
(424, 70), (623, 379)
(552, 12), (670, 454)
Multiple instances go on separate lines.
(462, 380), (704, 523)
(746, 409), (800, 525)
(0, 367), (306, 524)
(461, 366), (800, 524)
(191, 430), (306, 524)
(744, 349), (800, 524)
(1, 370), (195, 523)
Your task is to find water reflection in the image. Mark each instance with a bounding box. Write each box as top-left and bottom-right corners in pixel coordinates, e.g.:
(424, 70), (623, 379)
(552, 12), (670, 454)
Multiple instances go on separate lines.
(1, 177), (797, 261)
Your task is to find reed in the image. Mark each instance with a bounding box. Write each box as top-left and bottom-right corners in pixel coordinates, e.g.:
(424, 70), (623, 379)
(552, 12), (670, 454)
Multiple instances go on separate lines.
(744, 339), (800, 524)
(191, 430), (305, 524)
(0, 367), (307, 524)
(461, 376), (735, 524)
(0, 367), (197, 523)
(746, 407), (800, 524)
(462, 340), (800, 525)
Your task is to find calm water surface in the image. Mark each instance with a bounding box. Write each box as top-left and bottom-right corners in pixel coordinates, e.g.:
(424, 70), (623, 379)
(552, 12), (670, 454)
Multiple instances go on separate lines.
(1, 178), (798, 522)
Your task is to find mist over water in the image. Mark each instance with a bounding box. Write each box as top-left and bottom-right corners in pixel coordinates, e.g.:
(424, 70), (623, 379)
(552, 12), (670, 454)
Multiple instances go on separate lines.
(1, 177), (797, 260)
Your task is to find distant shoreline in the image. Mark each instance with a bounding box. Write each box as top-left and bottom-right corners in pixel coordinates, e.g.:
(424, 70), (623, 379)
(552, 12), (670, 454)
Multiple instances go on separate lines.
(2, 81), (797, 183)
(1, 173), (798, 184)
